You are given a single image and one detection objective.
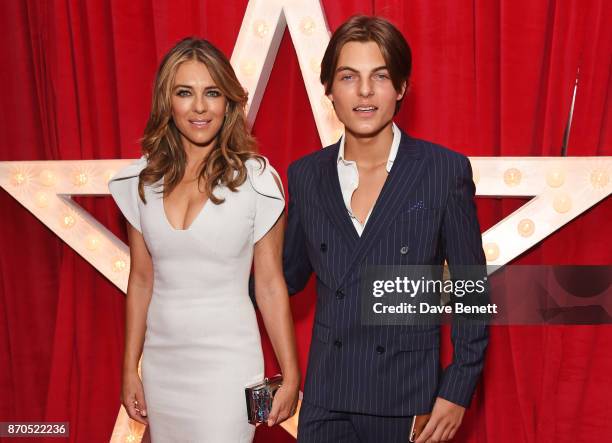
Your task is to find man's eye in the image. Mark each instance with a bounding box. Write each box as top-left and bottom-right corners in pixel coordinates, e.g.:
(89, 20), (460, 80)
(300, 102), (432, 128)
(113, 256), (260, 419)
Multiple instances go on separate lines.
(375, 73), (389, 80)
(341, 75), (353, 81)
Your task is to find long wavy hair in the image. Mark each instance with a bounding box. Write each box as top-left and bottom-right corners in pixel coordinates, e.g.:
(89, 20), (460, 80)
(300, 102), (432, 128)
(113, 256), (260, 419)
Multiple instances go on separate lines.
(138, 37), (263, 204)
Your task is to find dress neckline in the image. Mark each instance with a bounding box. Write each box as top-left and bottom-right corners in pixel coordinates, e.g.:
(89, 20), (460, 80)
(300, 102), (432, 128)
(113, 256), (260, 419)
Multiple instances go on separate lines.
(158, 178), (211, 232)
(162, 195), (210, 231)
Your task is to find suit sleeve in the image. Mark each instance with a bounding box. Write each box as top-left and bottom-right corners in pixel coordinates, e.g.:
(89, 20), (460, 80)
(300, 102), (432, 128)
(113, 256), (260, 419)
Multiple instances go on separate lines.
(437, 155), (489, 408)
(283, 162), (313, 295)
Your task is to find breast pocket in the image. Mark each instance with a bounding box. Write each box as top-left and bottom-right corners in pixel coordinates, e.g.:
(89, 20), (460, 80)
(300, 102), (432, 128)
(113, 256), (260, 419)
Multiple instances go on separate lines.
(401, 207), (442, 222)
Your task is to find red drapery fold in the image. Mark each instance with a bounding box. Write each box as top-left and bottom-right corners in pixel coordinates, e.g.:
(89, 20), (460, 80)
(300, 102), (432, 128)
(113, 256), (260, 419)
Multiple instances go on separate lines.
(0, 1), (609, 442)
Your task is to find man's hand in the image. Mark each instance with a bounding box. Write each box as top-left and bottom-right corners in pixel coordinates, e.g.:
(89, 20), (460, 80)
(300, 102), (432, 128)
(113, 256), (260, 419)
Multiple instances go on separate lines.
(414, 397), (465, 442)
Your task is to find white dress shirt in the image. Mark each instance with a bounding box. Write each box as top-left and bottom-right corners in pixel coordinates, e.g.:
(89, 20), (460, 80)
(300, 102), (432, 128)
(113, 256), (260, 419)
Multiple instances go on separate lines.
(337, 123), (401, 236)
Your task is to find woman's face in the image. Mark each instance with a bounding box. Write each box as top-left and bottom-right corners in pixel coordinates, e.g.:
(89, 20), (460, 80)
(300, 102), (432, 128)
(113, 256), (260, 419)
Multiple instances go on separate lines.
(170, 60), (228, 150)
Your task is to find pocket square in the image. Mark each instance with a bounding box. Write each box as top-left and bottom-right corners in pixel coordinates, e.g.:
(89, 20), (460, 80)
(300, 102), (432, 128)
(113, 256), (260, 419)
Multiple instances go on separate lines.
(405, 200), (426, 212)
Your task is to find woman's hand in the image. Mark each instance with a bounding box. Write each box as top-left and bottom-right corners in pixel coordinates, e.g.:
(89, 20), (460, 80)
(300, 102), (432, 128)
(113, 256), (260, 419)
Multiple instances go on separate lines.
(121, 371), (149, 424)
(253, 211), (301, 427)
(267, 379), (299, 426)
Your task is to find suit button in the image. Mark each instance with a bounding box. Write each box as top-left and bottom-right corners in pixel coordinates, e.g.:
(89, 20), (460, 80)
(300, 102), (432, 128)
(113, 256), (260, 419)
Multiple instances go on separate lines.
(400, 246), (409, 255)
(376, 345), (386, 354)
(334, 339), (342, 348)
(320, 243), (327, 252)
(335, 289), (344, 299)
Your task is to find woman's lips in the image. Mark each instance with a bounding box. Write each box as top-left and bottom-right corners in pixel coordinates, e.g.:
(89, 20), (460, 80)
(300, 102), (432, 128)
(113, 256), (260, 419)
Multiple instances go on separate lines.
(189, 119), (212, 128)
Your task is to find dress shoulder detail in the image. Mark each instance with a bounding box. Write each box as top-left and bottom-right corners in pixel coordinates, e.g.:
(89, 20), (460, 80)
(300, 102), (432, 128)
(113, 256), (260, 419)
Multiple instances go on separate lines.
(108, 156), (147, 233)
(245, 157), (285, 242)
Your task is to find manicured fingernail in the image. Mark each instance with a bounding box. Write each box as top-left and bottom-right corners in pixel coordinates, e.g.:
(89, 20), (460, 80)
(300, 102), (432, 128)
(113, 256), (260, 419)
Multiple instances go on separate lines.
(141, 410), (147, 416)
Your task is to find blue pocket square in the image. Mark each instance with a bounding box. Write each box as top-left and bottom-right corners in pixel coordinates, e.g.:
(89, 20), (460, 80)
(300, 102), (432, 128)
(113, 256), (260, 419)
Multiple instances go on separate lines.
(405, 200), (425, 212)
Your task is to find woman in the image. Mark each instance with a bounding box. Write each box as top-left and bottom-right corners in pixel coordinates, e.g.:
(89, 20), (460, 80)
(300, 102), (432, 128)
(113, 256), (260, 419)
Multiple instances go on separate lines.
(108, 37), (300, 442)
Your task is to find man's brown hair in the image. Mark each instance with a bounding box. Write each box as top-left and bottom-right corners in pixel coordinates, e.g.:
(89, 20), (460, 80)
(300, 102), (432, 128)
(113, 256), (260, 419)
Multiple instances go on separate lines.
(320, 15), (412, 112)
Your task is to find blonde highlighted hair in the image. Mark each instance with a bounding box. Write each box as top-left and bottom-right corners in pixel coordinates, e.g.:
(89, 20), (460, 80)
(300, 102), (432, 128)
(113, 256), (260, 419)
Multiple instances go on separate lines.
(138, 37), (263, 204)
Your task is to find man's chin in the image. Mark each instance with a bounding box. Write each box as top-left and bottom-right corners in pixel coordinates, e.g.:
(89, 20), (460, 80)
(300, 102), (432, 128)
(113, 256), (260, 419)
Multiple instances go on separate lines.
(343, 121), (392, 139)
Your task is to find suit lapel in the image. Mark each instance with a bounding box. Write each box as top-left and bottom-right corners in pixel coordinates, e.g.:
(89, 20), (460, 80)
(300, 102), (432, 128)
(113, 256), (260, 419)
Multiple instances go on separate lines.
(317, 141), (360, 248)
(336, 132), (427, 287)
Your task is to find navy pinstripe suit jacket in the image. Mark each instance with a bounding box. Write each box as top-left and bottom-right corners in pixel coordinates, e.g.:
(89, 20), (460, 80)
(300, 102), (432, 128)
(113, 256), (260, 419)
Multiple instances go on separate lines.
(283, 129), (489, 416)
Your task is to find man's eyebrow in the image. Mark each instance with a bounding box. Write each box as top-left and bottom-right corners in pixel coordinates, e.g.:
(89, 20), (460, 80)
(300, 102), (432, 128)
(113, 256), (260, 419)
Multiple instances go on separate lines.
(335, 65), (389, 73)
(335, 66), (358, 73)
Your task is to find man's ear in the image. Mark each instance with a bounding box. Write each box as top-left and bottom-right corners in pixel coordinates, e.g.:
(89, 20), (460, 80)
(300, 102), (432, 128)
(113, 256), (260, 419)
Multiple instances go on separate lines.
(324, 84), (333, 102)
(326, 91), (335, 108)
(397, 80), (409, 100)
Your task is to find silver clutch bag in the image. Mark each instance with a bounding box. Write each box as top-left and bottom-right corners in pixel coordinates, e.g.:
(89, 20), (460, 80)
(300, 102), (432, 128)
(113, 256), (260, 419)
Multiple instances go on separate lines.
(245, 374), (283, 424)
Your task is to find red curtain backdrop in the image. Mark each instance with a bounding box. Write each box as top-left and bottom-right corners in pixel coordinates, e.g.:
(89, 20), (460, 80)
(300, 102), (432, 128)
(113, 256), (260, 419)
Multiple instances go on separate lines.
(1, 1), (610, 442)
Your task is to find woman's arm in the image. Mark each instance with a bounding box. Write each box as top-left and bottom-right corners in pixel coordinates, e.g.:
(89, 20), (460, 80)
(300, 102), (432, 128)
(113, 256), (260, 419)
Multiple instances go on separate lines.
(121, 223), (153, 424)
(254, 214), (301, 426)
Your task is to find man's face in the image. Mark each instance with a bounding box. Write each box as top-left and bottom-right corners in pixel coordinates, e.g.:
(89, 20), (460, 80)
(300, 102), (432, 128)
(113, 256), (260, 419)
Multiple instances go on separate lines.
(328, 41), (405, 138)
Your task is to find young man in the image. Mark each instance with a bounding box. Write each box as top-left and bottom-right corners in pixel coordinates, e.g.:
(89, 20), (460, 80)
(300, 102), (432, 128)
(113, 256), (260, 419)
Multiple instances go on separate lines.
(283, 15), (488, 443)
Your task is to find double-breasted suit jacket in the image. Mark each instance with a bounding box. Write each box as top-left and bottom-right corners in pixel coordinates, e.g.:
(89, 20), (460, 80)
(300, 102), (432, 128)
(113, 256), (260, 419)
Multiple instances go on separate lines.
(284, 130), (488, 416)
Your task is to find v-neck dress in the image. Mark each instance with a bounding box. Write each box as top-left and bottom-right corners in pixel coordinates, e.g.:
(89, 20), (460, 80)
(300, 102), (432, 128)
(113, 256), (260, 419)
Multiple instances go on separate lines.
(108, 155), (285, 442)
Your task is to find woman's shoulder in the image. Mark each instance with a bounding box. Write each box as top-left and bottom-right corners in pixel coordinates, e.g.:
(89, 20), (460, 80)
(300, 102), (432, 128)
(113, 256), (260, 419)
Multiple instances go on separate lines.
(244, 155), (285, 243)
(244, 155), (269, 172)
(244, 155), (284, 200)
(107, 155), (148, 233)
(109, 155), (148, 184)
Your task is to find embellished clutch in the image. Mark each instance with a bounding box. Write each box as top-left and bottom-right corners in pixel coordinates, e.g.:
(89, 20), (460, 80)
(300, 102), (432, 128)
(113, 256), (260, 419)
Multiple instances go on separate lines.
(245, 374), (283, 424)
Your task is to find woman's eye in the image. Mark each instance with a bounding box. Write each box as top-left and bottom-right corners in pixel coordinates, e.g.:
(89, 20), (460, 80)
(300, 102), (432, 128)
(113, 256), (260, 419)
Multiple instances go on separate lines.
(176, 89), (191, 97)
(206, 90), (221, 97)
